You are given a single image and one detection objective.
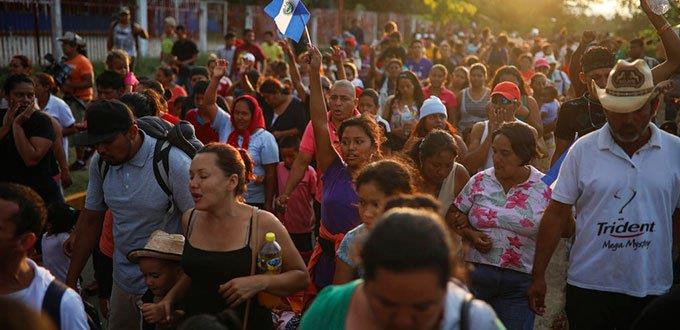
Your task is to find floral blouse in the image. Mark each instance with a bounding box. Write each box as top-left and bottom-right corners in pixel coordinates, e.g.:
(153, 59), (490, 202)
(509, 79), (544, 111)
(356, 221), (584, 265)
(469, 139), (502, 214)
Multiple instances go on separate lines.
(454, 166), (551, 274)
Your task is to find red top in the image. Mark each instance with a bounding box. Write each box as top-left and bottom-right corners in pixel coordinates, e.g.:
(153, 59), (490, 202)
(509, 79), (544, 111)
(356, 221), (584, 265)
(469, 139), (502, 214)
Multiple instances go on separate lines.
(185, 109), (219, 144)
(423, 86), (458, 115)
(161, 112), (180, 125)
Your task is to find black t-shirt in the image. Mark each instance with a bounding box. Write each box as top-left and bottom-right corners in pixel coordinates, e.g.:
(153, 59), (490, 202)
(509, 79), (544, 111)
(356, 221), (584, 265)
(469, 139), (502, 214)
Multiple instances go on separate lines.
(261, 95), (309, 140)
(554, 94), (607, 142)
(0, 109), (61, 204)
(171, 39), (199, 62)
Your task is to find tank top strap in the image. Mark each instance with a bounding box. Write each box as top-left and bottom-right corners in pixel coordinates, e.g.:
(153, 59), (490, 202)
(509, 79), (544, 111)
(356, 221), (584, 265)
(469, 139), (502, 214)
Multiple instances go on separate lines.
(245, 207), (257, 246)
(186, 208), (198, 239)
(460, 88), (469, 113)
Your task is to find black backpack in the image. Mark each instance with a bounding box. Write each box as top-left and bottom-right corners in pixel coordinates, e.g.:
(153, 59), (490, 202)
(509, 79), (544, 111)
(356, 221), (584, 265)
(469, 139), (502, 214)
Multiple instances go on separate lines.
(98, 116), (203, 216)
(42, 280), (102, 330)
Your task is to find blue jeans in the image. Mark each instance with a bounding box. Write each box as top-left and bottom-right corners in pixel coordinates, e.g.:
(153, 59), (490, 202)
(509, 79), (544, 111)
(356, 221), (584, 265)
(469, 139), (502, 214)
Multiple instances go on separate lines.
(469, 263), (535, 330)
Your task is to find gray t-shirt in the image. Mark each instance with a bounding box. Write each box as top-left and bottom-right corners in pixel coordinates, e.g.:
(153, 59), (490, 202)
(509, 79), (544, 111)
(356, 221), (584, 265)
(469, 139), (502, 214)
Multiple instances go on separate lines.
(85, 133), (193, 294)
(441, 282), (504, 330)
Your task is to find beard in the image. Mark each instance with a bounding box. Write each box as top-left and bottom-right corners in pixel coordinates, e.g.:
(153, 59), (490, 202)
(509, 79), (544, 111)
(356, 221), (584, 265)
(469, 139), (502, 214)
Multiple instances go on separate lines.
(610, 123), (648, 143)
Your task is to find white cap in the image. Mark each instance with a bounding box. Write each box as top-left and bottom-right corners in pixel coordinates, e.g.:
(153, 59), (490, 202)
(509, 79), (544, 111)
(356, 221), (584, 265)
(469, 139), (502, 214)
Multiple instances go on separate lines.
(164, 17), (177, 27)
(419, 96), (447, 120)
(242, 52), (256, 62)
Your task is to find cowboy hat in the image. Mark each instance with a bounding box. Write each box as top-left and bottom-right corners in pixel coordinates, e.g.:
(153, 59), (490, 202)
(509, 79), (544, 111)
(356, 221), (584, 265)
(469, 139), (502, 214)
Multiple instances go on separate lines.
(594, 59), (658, 114)
(127, 230), (185, 263)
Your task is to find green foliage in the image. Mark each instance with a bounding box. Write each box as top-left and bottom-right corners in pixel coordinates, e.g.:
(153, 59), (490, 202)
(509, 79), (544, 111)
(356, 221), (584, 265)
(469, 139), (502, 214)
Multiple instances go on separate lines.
(423, 0), (477, 24)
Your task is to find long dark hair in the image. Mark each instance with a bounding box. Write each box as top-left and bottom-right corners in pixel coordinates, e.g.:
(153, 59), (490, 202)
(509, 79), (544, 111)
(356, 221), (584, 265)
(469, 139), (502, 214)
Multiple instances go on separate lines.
(356, 159), (415, 196)
(47, 203), (79, 235)
(382, 71), (424, 124)
(491, 65), (529, 96)
(395, 71), (424, 108)
(361, 208), (452, 288)
(408, 129), (458, 169)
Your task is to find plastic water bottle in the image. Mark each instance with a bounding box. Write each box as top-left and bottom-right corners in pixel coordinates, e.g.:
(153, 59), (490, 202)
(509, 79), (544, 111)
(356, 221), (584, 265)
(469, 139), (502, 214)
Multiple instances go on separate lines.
(258, 232), (282, 273)
(649, 0), (671, 15)
(257, 232), (285, 309)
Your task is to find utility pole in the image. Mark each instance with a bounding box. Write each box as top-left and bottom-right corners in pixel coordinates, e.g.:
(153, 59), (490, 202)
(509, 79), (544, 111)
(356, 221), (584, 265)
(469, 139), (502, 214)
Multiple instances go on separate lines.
(338, 0), (344, 35)
(50, 0), (63, 60)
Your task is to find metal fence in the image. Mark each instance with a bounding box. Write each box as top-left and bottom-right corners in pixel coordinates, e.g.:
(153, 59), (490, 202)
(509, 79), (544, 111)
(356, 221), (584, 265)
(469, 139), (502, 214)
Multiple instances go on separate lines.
(1, 0), (421, 65)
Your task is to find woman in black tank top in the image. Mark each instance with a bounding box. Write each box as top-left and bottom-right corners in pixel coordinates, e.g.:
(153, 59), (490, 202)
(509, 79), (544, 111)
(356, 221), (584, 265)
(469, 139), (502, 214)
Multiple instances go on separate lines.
(146, 144), (310, 329)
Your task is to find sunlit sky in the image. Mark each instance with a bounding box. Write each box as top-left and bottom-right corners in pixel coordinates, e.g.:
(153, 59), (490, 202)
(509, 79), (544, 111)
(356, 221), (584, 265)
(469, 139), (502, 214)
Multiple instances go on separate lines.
(584, 0), (633, 18)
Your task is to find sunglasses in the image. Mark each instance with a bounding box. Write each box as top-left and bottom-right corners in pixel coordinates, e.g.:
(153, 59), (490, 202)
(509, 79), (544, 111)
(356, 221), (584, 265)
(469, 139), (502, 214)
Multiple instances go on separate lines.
(491, 95), (514, 106)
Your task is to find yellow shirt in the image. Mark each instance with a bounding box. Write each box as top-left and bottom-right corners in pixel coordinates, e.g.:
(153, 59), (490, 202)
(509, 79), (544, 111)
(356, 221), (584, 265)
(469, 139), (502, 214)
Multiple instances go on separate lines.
(261, 42), (284, 61)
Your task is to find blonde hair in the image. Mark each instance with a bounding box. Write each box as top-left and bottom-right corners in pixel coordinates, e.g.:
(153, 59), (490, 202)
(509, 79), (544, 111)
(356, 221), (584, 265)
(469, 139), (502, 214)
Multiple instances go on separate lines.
(106, 49), (130, 69)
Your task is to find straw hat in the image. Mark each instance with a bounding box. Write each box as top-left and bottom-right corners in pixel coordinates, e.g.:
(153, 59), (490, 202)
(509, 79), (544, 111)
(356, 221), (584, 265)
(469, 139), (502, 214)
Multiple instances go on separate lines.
(127, 230), (185, 263)
(594, 59), (658, 114)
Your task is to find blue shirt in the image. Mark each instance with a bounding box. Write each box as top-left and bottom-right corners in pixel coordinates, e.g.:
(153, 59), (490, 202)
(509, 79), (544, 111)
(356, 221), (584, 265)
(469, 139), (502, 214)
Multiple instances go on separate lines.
(85, 133), (194, 294)
(236, 129), (279, 204)
(405, 58), (433, 80)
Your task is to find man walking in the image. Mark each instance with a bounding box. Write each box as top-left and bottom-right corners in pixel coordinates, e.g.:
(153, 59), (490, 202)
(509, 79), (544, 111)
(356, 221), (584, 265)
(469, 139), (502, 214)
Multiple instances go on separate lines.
(65, 100), (193, 329)
(529, 59), (680, 329)
(0, 183), (88, 329)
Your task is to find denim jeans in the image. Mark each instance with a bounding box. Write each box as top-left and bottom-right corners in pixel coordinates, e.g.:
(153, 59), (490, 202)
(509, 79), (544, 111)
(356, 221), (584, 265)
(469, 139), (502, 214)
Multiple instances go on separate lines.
(469, 263), (535, 330)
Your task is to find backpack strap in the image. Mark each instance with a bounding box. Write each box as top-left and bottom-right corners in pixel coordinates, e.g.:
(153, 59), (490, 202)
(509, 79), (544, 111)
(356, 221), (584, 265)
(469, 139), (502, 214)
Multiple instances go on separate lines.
(42, 280), (68, 330)
(98, 157), (110, 181)
(459, 292), (473, 330)
(152, 139), (175, 219)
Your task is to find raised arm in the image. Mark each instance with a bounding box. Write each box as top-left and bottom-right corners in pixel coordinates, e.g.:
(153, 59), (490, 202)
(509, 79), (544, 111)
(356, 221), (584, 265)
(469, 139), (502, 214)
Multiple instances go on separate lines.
(641, 0), (680, 83)
(203, 59), (228, 122)
(12, 109), (54, 167)
(331, 46), (347, 81)
(569, 31), (596, 97)
(306, 45), (338, 173)
(280, 40), (309, 102)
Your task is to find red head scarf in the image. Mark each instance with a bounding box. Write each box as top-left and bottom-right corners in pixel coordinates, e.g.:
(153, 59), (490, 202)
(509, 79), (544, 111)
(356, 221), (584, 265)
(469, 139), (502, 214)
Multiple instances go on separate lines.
(227, 95), (266, 149)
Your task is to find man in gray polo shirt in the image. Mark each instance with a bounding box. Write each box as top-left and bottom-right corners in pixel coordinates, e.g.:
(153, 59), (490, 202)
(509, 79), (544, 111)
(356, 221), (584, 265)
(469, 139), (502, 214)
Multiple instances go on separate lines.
(65, 100), (193, 329)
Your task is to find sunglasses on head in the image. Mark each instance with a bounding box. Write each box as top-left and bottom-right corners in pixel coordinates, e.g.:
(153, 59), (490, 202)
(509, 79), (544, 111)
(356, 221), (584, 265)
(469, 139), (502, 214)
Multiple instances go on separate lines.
(492, 95), (514, 106)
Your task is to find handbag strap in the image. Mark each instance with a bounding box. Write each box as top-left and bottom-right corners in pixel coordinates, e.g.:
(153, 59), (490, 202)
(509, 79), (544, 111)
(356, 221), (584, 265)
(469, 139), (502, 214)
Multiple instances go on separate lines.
(242, 206), (260, 330)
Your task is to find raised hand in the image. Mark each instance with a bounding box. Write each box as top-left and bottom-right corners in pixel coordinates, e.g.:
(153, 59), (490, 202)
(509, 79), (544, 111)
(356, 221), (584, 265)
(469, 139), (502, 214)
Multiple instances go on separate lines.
(213, 59), (228, 78)
(2, 103), (19, 128)
(307, 45), (323, 72)
(486, 103), (502, 133)
(331, 46), (347, 63)
(580, 30), (596, 46)
(278, 39), (293, 55)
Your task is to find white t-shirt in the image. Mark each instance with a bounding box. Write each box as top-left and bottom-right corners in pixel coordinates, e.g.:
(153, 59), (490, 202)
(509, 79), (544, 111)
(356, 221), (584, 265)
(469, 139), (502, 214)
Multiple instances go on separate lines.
(552, 123), (680, 297)
(3, 259), (88, 329)
(44, 94), (76, 157)
(550, 70), (571, 96)
(42, 232), (72, 284)
(375, 115), (391, 133)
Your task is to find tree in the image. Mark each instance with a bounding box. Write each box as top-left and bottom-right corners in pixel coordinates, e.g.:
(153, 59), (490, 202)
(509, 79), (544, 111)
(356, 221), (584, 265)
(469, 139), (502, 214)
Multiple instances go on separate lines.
(423, 0), (477, 25)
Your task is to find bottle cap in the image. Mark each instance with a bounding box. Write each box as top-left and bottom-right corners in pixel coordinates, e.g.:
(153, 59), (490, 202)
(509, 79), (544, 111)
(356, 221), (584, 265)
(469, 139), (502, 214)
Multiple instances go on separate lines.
(265, 232), (276, 242)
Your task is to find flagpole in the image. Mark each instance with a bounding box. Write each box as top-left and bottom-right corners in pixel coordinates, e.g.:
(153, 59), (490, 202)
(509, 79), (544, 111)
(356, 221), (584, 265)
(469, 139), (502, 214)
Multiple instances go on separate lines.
(303, 17), (312, 46)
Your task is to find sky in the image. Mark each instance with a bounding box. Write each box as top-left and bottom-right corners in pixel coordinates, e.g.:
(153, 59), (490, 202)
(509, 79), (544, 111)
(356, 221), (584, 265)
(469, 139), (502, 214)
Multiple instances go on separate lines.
(585, 0), (633, 18)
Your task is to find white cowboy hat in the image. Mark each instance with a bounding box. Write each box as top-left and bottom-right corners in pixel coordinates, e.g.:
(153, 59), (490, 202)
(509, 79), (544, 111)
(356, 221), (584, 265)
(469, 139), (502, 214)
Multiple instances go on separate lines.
(127, 230), (185, 263)
(594, 59), (658, 114)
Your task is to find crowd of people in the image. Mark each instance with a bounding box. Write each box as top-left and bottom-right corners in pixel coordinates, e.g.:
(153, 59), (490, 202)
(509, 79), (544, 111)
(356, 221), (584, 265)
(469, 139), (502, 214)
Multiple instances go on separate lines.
(1, 1), (679, 329)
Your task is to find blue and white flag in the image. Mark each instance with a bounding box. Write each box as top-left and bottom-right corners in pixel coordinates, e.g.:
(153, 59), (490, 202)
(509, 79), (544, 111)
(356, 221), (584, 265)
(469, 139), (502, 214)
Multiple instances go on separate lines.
(264, 0), (311, 43)
(541, 152), (566, 187)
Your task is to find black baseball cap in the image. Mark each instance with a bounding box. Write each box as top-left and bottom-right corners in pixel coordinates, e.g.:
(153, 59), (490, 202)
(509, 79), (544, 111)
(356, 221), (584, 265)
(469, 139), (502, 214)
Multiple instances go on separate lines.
(74, 100), (134, 146)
